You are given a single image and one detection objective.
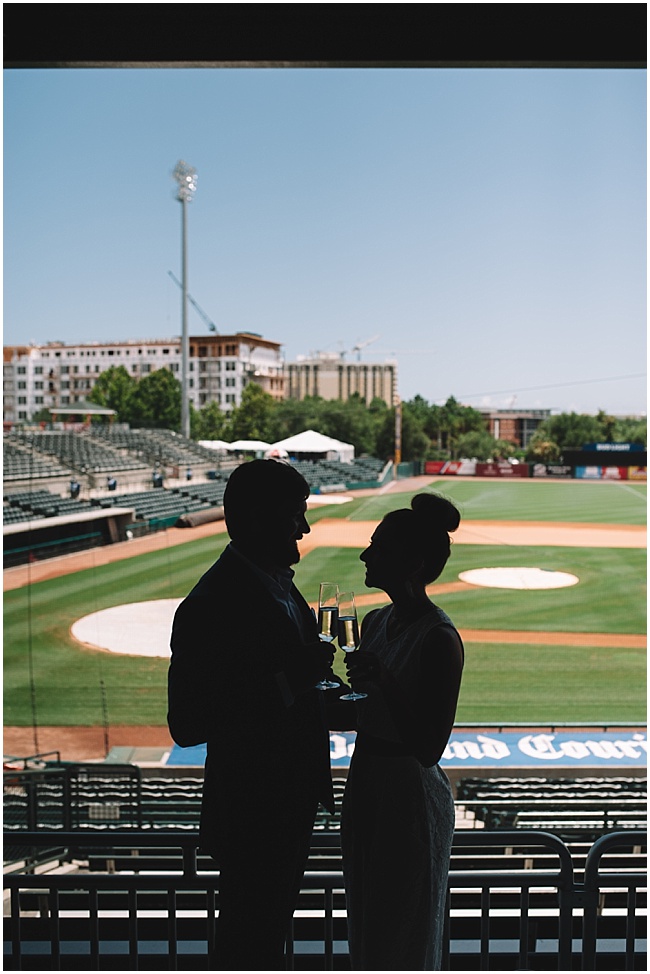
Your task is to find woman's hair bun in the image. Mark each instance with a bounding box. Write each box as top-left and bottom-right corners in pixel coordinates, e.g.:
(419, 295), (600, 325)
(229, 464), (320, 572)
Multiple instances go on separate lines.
(410, 492), (460, 534)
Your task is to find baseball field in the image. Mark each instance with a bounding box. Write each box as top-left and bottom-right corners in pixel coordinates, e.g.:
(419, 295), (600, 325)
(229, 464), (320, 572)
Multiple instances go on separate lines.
(3, 476), (646, 756)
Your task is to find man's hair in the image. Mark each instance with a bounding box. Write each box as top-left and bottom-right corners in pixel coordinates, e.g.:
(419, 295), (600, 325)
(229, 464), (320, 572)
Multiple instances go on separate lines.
(223, 459), (310, 540)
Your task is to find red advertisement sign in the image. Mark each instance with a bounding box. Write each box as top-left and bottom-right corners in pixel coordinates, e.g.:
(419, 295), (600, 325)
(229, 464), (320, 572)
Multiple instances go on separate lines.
(601, 466), (628, 481)
(475, 462), (530, 478)
(424, 460), (476, 476)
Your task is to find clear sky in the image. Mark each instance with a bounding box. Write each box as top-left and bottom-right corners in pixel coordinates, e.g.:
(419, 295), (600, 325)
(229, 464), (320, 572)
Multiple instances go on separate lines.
(4, 67), (646, 415)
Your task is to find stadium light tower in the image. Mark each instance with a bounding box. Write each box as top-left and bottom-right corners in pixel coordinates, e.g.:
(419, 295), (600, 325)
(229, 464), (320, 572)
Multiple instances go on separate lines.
(172, 160), (198, 439)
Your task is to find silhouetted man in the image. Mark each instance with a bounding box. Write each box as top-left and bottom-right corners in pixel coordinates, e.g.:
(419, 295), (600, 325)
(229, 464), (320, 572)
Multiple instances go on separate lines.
(168, 459), (335, 970)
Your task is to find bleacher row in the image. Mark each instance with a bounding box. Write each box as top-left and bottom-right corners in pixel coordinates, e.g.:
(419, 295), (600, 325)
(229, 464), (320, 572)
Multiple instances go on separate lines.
(2, 481), (231, 527)
(4, 768), (646, 844)
(457, 775), (647, 834)
(3, 769), (343, 837)
(4, 430), (384, 505)
(292, 456), (384, 490)
(4, 428), (386, 483)
(4, 764), (646, 970)
(4, 770), (647, 971)
(3, 428), (224, 480)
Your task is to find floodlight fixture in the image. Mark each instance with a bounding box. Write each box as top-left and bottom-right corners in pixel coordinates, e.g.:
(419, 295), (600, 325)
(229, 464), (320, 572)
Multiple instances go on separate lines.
(173, 160), (197, 203)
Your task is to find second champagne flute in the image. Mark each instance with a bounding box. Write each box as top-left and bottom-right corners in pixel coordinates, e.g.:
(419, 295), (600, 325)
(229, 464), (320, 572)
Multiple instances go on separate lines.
(338, 591), (367, 701)
(316, 582), (340, 690)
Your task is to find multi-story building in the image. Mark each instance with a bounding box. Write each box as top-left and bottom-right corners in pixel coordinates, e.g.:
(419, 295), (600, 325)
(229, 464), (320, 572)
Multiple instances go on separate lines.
(285, 352), (398, 407)
(478, 407), (552, 449)
(189, 333), (284, 410)
(3, 333), (285, 423)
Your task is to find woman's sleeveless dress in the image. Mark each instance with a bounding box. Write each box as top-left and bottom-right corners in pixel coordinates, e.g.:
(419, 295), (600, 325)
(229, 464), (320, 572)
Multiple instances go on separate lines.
(341, 605), (459, 971)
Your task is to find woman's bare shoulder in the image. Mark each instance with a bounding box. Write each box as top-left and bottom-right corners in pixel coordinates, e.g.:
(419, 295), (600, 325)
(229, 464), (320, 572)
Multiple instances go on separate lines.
(422, 618), (464, 662)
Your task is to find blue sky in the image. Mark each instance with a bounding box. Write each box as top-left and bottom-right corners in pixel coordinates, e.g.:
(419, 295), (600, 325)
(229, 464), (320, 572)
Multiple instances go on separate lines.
(4, 67), (646, 415)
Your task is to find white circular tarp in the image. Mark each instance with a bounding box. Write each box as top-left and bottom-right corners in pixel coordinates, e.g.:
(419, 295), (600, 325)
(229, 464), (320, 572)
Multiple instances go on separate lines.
(459, 567), (579, 590)
(71, 599), (182, 658)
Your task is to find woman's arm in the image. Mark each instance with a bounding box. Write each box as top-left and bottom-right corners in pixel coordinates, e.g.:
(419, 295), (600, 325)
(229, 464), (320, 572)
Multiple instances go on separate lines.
(346, 623), (464, 767)
(416, 625), (464, 766)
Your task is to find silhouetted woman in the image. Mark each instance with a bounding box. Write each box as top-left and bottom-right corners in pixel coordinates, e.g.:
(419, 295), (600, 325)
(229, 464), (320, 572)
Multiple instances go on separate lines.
(342, 492), (464, 971)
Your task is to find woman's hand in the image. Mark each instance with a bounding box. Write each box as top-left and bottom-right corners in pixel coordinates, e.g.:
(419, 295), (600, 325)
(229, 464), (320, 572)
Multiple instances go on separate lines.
(345, 651), (385, 686)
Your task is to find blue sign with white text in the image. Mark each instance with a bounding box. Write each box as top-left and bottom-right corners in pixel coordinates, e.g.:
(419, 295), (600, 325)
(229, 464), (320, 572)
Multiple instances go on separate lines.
(330, 731), (647, 768)
(168, 731), (647, 769)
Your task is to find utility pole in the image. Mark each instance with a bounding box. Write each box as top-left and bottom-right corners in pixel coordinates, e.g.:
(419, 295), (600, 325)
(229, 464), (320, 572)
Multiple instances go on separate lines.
(394, 398), (402, 474)
(172, 160), (197, 439)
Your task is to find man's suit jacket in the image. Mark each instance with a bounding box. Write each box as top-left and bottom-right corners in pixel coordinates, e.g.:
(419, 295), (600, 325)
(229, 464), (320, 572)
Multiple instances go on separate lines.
(168, 544), (334, 859)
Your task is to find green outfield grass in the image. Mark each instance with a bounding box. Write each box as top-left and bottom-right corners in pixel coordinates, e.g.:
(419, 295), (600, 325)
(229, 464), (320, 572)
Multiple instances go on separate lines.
(346, 478), (647, 524)
(295, 546), (647, 635)
(454, 642), (645, 723)
(3, 478), (646, 727)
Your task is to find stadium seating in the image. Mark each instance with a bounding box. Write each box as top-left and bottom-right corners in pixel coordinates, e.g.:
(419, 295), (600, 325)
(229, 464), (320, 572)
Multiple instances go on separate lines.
(4, 827), (645, 971)
(90, 426), (229, 467)
(4, 430), (149, 477)
(3, 489), (96, 522)
(3, 429), (387, 532)
(457, 776), (648, 839)
(3, 440), (70, 481)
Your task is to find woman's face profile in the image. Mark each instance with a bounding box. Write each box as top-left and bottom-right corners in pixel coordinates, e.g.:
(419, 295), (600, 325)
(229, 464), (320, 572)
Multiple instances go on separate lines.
(360, 520), (408, 590)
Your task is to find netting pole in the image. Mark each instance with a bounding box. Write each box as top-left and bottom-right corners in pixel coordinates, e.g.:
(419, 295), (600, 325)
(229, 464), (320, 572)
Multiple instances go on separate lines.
(26, 431), (39, 754)
(100, 675), (110, 758)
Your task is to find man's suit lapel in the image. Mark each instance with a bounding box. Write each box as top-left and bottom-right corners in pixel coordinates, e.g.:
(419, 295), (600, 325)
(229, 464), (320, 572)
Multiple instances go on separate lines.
(291, 584), (319, 640)
(220, 546), (309, 646)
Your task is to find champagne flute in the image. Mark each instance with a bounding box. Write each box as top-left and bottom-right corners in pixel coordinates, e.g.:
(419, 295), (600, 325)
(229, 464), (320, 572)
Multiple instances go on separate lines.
(338, 592), (367, 701)
(316, 582), (340, 690)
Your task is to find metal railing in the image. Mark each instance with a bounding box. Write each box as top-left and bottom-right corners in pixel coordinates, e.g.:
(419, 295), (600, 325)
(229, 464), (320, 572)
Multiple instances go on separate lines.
(3, 830), (646, 970)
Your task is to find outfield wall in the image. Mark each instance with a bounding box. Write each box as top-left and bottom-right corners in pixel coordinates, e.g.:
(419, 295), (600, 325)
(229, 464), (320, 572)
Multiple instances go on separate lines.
(423, 460), (647, 480)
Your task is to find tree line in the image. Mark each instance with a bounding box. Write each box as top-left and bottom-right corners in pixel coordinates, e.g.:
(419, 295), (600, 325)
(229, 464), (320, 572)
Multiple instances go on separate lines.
(84, 365), (646, 462)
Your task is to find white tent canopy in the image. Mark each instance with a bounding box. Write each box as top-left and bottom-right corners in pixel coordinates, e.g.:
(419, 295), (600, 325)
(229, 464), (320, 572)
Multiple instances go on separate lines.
(198, 440), (230, 451)
(270, 429), (354, 463)
(228, 439), (273, 453)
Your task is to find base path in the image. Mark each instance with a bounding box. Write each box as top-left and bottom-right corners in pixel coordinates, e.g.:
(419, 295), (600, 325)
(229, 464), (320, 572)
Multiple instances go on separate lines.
(299, 518), (647, 555)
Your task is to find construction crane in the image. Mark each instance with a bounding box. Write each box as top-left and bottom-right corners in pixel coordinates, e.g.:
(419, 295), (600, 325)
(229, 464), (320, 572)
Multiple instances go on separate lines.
(167, 271), (219, 333)
(343, 335), (381, 362)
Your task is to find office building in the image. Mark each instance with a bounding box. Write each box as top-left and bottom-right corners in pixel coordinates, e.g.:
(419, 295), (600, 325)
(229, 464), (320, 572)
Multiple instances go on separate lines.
(3, 334), (285, 423)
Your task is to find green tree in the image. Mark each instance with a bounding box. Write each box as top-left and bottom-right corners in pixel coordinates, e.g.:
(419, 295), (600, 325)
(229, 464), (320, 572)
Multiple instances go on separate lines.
(270, 396), (324, 441)
(611, 416), (647, 446)
(401, 408), (430, 461)
(88, 365), (135, 421)
(129, 368), (182, 430)
(433, 396), (485, 458)
(537, 412), (605, 452)
(191, 400), (228, 441)
(526, 430), (561, 463)
(227, 383), (276, 441)
(317, 394), (378, 456)
(374, 404), (429, 462)
(595, 410), (617, 442)
(455, 429), (500, 460)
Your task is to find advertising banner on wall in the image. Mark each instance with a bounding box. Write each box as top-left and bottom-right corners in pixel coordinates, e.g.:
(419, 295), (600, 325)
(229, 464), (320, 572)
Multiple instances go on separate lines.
(167, 730), (647, 769)
(532, 464), (573, 478)
(475, 462), (530, 478)
(628, 466), (647, 480)
(583, 443), (645, 453)
(575, 466), (629, 480)
(328, 730), (647, 769)
(425, 460), (477, 476)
